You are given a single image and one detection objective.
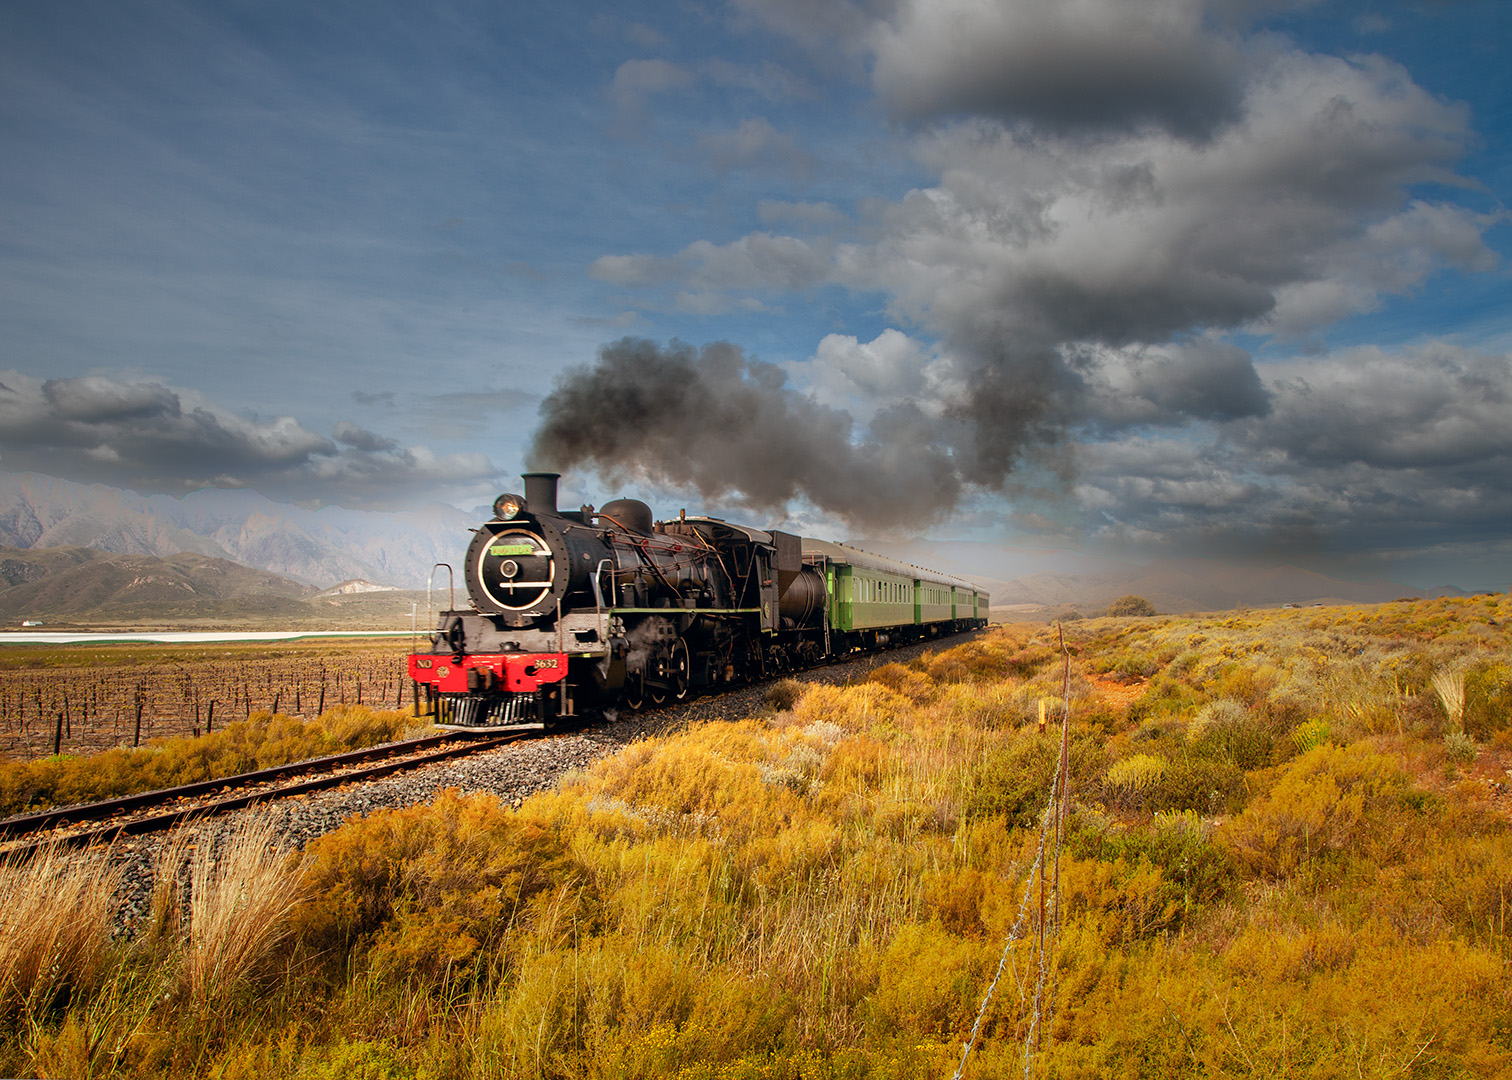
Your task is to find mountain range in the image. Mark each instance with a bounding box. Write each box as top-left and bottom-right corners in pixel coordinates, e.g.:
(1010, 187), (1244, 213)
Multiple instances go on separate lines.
(0, 471), (1476, 617)
(0, 472), (473, 588)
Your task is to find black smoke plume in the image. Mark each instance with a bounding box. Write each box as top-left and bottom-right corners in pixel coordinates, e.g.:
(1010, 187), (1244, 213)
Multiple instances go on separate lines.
(527, 337), (1031, 529)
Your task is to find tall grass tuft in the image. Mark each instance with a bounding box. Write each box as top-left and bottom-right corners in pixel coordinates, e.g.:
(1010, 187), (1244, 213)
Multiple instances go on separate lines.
(177, 818), (304, 1009)
(145, 826), (195, 950)
(1431, 669), (1465, 733)
(0, 844), (121, 1016)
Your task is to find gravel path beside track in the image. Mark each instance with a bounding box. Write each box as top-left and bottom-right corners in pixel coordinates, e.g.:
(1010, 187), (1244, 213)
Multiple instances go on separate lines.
(85, 632), (984, 934)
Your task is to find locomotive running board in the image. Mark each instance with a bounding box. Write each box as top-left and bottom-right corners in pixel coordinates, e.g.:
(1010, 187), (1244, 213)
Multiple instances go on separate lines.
(609, 607), (763, 614)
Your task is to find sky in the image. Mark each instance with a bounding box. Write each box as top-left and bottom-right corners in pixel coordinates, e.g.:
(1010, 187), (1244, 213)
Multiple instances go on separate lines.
(1, 0), (1509, 590)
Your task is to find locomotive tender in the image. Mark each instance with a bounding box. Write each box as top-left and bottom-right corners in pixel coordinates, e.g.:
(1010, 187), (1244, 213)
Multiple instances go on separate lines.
(408, 473), (989, 726)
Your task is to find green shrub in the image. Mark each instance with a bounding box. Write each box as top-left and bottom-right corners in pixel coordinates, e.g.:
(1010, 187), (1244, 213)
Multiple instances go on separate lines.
(1291, 717), (1333, 754)
(1125, 675), (1202, 724)
(1105, 749), (1247, 816)
(1105, 754), (1167, 809)
(1442, 730), (1477, 764)
(965, 732), (1108, 827)
(1464, 662), (1512, 738)
(1083, 811), (1238, 927)
(1188, 701), (1278, 770)
(1162, 755), (1246, 815)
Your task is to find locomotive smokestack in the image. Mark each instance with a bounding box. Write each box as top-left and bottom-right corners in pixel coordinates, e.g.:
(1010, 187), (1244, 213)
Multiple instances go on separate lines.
(522, 472), (560, 514)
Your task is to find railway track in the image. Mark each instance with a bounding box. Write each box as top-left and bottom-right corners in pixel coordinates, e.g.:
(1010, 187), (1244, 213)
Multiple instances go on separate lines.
(0, 627), (992, 861)
(0, 728), (535, 856)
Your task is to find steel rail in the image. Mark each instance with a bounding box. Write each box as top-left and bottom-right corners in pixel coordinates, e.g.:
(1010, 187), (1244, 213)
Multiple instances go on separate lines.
(0, 729), (527, 851)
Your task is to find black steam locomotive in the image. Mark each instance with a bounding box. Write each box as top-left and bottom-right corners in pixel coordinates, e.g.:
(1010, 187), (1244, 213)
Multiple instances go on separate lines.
(408, 473), (989, 726)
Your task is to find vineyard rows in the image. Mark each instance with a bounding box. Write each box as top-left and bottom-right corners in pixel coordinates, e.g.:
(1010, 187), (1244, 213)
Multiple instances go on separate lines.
(0, 653), (413, 762)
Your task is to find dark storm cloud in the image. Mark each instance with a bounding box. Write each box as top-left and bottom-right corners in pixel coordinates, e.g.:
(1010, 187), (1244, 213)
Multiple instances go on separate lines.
(0, 373), (499, 508)
(1075, 339), (1272, 432)
(871, 0), (1248, 139)
(1069, 344), (1512, 556)
(1242, 345), (1512, 472)
(528, 338), (964, 529)
(589, 1), (1497, 549)
(42, 377), (183, 424)
(332, 421), (399, 453)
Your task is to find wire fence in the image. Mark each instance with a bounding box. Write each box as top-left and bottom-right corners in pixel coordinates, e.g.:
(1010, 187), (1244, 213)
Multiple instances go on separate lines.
(952, 622), (1074, 1080)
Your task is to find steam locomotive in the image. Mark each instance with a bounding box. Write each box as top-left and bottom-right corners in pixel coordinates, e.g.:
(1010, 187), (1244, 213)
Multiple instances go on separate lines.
(407, 473), (989, 727)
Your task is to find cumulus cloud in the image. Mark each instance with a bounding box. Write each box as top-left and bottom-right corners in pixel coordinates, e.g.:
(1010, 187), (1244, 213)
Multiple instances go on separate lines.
(574, 1), (1503, 564)
(788, 329), (960, 422)
(0, 372), (500, 508)
(600, 48), (1485, 349)
(332, 421), (399, 453)
(589, 33), (1492, 508)
(1242, 344), (1512, 473)
(1074, 338), (1271, 432)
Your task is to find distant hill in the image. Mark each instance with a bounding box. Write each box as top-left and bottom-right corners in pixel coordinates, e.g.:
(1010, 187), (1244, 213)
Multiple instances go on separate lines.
(0, 472), (476, 588)
(0, 546), (315, 621)
(0, 545), (441, 629)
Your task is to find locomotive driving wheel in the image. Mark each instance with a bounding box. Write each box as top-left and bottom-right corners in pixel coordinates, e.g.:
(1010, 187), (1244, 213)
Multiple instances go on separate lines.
(668, 639), (691, 701)
(623, 666), (646, 711)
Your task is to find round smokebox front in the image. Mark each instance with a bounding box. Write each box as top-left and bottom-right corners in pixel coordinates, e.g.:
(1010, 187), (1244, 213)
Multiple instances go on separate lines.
(468, 526), (555, 612)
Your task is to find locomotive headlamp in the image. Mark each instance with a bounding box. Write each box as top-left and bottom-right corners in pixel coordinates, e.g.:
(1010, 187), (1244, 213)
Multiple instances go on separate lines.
(493, 493), (526, 520)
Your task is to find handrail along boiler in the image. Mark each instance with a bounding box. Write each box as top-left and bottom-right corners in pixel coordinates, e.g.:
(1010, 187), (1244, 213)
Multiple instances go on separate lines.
(408, 473), (989, 726)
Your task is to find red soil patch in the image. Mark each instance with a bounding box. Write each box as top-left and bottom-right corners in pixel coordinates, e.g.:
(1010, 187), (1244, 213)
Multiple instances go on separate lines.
(1088, 674), (1148, 711)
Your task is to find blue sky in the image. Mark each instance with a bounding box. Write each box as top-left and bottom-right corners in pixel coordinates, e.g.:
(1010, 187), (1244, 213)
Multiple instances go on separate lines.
(1, 0), (1508, 589)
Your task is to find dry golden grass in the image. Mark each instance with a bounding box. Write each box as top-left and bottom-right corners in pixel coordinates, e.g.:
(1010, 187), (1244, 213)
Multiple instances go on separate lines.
(175, 818), (305, 1009)
(0, 844), (121, 1016)
(1432, 667), (1466, 732)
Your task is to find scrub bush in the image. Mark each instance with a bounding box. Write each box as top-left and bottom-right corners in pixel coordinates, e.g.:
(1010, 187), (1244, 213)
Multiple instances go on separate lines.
(1223, 743), (1409, 879)
(292, 789), (579, 979)
(965, 730), (1107, 827)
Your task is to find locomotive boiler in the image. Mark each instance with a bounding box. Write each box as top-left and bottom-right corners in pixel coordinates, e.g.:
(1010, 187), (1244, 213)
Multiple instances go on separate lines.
(408, 472), (988, 727)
